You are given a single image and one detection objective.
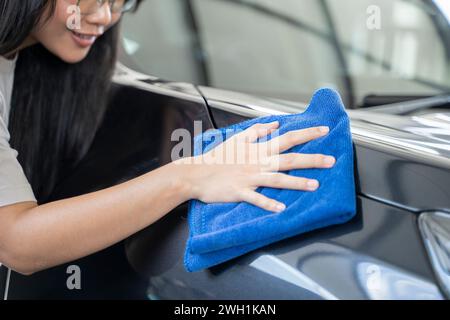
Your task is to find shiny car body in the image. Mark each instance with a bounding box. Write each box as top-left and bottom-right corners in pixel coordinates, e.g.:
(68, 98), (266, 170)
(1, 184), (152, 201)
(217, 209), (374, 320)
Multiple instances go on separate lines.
(2, 0), (450, 300)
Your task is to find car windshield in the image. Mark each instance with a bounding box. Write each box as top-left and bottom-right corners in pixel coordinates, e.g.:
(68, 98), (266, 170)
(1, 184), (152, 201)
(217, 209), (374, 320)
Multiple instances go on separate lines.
(121, 0), (450, 108)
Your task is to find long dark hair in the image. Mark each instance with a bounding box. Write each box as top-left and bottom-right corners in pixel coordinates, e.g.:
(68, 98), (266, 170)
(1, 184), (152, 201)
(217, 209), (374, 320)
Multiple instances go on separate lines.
(0, 0), (139, 202)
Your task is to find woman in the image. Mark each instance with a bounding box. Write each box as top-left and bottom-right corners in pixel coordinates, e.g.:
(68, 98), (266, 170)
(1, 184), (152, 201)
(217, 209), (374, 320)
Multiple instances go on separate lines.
(0, 0), (335, 275)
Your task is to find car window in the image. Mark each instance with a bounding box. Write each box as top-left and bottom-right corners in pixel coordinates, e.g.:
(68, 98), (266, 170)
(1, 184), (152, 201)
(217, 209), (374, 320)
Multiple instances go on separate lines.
(121, 0), (450, 108)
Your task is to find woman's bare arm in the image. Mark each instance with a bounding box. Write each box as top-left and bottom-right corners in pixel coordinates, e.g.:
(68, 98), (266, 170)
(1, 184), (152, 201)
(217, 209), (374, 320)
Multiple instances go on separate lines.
(0, 161), (190, 275)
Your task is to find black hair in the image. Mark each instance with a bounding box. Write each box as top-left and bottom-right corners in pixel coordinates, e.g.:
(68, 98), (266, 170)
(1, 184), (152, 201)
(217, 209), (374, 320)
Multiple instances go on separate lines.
(0, 0), (141, 202)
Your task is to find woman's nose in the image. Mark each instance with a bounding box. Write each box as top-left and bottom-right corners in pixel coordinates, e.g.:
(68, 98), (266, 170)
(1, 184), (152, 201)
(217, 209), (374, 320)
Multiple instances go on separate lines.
(85, 2), (113, 27)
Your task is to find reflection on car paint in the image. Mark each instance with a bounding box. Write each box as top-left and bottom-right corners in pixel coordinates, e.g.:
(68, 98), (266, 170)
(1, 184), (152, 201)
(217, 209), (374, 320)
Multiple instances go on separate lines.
(419, 211), (450, 298)
(250, 254), (338, 300)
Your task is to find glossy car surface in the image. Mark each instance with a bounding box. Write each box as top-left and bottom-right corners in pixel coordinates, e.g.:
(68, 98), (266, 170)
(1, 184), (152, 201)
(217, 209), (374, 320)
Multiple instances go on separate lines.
(2, 0), (450, 299)
(120, 67), (450, 300)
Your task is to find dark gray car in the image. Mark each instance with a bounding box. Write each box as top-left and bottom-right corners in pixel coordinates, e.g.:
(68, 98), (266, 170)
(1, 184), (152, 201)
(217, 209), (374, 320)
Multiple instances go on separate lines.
(2, 0), (450, 299)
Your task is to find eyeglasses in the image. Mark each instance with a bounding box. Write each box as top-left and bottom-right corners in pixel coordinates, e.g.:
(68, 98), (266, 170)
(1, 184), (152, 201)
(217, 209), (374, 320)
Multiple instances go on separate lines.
(74, 0), (137, 15)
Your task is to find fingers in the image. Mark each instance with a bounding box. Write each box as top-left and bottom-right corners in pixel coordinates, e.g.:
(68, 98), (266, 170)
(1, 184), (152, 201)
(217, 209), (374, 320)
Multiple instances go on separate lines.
(234, 121), (279, 143)
(241, 189), (286, 213)
(241, 170), (323, 212)
(253, 172), (320, 192)
(265, 126), (330, 155)
(265, 153), (336, 171)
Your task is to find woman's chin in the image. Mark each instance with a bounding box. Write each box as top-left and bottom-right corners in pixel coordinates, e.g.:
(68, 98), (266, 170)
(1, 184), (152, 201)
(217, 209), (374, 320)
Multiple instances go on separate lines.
(58, 49), (90, 64)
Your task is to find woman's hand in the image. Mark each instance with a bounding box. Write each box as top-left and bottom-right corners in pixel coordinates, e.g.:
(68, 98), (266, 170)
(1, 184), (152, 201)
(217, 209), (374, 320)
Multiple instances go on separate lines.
(178, 121), (335, 213)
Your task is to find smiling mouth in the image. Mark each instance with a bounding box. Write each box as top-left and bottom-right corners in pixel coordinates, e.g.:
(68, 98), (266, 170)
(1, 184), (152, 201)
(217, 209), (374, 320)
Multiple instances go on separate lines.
(69, 30), (99, 47)
(71, 30), (97, 40)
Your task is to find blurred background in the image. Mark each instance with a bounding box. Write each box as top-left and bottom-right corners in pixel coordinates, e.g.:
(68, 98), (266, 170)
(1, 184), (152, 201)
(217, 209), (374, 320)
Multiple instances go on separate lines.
(120, 0), (450, 109)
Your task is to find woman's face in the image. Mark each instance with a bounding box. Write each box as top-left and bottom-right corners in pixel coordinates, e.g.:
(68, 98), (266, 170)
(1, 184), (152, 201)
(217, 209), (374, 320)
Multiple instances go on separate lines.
(30, 0), (121, 63)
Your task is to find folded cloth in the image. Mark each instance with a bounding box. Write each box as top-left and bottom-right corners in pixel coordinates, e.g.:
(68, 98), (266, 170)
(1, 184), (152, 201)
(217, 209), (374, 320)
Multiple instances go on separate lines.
(184, 88), (356, 272)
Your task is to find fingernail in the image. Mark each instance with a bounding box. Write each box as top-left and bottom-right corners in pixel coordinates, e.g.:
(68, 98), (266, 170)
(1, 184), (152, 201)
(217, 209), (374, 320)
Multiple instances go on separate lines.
(275, 203), (286, 212)
(324, 156), (335, 167)
(307, 180), (319, 190)
(319, 126), (329, 133)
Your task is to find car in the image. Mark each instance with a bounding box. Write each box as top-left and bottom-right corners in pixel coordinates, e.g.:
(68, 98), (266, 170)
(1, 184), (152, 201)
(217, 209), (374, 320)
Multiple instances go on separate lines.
(2, 0), (449, 299)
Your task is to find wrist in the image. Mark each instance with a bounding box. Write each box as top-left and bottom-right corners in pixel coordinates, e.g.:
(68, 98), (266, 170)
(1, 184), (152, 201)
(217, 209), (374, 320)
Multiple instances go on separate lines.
(169, 157), (199, 202)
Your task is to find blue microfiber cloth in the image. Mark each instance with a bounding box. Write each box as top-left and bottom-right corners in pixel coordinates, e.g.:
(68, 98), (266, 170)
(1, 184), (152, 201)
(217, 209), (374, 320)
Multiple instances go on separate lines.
(184, 88), (356, 272)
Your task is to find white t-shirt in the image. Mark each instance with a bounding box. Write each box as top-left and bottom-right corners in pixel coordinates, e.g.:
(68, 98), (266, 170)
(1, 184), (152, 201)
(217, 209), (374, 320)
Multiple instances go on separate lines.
(0, 54), (36, 206)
